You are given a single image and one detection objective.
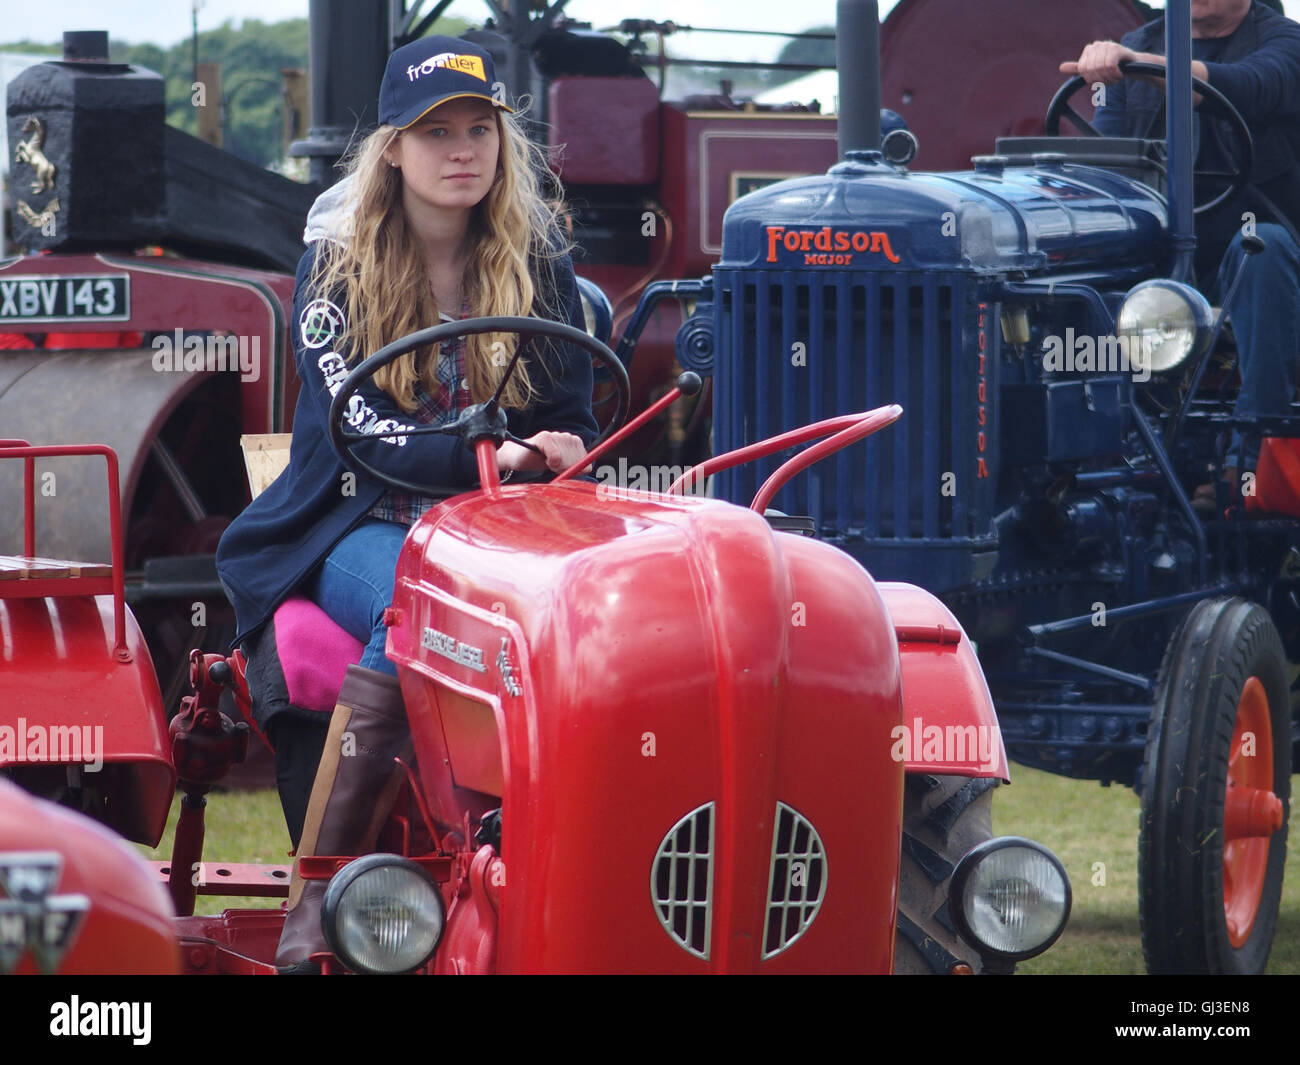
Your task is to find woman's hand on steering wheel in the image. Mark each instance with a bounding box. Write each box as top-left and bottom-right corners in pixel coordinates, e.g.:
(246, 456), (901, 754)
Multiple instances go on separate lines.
(498, 431), (591, 475)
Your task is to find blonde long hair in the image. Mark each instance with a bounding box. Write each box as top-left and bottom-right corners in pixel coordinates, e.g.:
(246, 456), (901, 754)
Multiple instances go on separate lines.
(310, 105), (570, 411)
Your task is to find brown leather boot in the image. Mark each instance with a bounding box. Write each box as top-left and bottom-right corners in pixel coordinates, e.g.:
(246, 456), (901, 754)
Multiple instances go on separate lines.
(275, 664), (412, 973)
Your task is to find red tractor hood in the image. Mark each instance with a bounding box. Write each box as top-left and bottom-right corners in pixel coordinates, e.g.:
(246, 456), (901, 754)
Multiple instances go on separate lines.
(387, 481), (903, 973)
(0, 776), (178, 974)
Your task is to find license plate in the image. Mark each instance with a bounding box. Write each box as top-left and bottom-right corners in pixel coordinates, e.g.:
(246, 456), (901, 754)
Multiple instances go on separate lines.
(0, 274), (130, 323)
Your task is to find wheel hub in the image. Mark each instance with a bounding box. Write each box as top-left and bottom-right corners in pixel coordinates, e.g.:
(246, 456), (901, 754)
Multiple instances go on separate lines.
(1223, 676), (1278, 948)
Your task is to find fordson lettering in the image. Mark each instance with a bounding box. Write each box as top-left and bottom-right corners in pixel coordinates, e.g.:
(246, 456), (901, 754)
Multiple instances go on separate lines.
(764, 225), (901, 265)
(421, 627), (487, 673)
(976, 302), (989, 479)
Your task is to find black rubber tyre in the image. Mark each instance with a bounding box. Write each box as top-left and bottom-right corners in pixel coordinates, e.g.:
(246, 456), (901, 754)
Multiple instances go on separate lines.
(1140, 597), (1291, 974)
(893, 772), (999, 974)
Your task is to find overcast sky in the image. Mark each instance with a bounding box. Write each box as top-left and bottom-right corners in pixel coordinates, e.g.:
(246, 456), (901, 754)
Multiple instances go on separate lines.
(7, 1), (1300, 56)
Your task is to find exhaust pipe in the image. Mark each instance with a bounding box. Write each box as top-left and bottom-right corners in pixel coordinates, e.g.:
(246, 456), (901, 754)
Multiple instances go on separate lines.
(292, 0), (390, 186)
(836, 0), (882, 158)
(1165, 0), (1196, 282)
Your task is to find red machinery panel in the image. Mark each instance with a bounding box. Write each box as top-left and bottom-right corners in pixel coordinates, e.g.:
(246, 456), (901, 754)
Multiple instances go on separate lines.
(548, 76), (661, 185)
(881, 0), (1146, 171)
(659, 106), (839, 275)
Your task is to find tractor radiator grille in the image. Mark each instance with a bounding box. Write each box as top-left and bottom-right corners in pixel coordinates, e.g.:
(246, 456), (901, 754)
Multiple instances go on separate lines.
(710, 268), (997, 590)
(763, 802), (827, 958)
(651, 802), (715, 959)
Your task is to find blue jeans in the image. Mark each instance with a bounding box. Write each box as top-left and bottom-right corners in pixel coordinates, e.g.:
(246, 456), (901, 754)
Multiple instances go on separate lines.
(1219, 223), (1300, 470)
(304, 518), (408, 676)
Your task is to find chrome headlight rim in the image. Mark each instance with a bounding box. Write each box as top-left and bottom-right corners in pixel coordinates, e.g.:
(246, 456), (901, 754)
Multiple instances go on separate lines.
(320, 854), (445, 975)
(949, 835), (1072, 963)
(1117, 278), (1214, 377)
(575, 275), (614, 346)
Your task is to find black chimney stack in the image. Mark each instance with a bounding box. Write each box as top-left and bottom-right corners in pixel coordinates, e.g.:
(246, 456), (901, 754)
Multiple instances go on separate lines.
(7, 29), (314, 269)
(291, 0), (390, 186)
(836, 0), (882, 159)
(61, 30), (110, 63)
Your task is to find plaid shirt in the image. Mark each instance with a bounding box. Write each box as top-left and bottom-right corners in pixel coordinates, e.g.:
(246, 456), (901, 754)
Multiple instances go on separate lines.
(369, 309), (473, 525)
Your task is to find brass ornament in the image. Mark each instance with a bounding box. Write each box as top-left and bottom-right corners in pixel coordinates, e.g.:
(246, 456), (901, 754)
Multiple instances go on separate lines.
(14, 116), (56, 194)
(16, 197), (61, 235)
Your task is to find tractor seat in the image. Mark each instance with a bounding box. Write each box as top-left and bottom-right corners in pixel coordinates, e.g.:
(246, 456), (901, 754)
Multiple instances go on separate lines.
(238, 434), (364, 713)
(272, 597), (363, 714)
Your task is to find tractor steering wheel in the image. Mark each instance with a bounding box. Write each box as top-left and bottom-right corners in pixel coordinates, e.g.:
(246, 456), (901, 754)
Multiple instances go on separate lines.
(1045, 59), (1254, 215)
(327, 315), (630, 497)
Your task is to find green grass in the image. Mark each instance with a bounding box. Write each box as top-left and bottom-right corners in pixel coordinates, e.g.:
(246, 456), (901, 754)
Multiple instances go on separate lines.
(136, 788), (293, 915)
(141, 770), (1300, 972)
(1001, 766), (1300, 974)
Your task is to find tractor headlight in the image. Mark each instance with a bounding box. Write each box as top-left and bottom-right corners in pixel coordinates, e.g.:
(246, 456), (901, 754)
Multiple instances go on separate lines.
(575, 275), (613, 345)
(321, 855), (444, 974)
(1117, 279), (1213, 376)
(949, 837), (1071, 962)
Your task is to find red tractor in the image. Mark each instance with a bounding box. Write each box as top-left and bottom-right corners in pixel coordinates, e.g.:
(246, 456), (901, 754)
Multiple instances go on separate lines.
(0, 315), (1072, 973)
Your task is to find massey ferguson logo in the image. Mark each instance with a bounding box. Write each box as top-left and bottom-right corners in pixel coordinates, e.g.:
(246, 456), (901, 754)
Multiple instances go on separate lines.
(407, 52), (486, 82)
(0, 853), (89, 974)
(765, 225), (901, 266)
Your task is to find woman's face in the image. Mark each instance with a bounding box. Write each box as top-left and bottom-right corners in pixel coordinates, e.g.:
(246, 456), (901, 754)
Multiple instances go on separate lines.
(386, 97), (501, 215)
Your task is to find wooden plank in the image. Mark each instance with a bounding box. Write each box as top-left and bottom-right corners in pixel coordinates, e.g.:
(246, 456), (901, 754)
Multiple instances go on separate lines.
(240, 433), (293, 499)
(0, 556), (112, 580)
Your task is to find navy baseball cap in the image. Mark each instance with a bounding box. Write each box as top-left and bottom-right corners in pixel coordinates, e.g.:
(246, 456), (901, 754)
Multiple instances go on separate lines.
(379, 35), (513, 128)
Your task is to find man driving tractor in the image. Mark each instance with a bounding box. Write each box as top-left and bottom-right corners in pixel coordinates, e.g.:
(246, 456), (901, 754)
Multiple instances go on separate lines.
(1062, 0), (1300, 505)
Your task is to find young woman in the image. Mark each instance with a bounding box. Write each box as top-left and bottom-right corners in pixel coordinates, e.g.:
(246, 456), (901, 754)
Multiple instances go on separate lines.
(216, 35), (597, 972)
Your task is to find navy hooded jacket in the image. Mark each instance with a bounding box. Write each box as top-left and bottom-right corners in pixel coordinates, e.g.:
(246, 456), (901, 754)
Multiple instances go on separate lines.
(1093, 1), (1300, 275)
(216, 239), (599, 648)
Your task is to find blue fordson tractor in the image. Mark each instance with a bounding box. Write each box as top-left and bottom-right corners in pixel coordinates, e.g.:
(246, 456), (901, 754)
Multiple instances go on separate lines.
(658, 0), (1300, 973)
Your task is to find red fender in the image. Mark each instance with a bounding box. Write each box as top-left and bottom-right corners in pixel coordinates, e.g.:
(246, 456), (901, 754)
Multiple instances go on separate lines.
(0, 593), (174, 844)
(878, 582), (1009, 781)
(1244, 438), (1300, 517)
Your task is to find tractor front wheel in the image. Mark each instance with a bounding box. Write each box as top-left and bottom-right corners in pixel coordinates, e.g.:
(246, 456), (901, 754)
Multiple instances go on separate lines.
(1140, 597), (1290, 974)
(894, 772), (998, 974)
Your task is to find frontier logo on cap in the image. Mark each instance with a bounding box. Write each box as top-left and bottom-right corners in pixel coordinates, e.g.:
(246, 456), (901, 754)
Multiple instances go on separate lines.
(380, 34), (512, 126)
(408, 52), (486, 83)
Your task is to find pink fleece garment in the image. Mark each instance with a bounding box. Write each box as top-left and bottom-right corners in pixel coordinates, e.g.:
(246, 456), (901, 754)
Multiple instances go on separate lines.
(274, 598), (364, 712)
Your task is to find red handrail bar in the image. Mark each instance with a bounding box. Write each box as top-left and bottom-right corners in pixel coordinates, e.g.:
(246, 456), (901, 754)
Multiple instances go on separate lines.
(554, 384), (687, 483)
(0, 443), (130, 661)
(664, 405), (903, 498)
(750, 405), (903, 514)
(0, 439), (36, 555)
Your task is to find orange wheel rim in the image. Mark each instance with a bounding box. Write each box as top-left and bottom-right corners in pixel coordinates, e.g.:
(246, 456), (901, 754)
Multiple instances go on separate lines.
(1222, 676), (1280, 948)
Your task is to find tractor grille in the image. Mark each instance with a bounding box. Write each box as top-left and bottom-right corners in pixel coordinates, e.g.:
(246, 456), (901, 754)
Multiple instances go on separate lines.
(651, 802), (715, 959)
(763, 802), (827, 958)
(711, 268), (997, 591)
